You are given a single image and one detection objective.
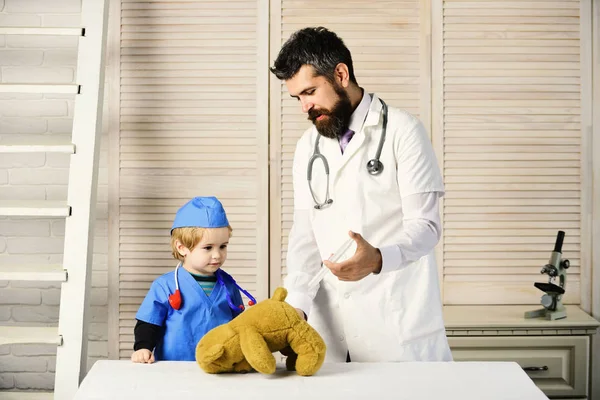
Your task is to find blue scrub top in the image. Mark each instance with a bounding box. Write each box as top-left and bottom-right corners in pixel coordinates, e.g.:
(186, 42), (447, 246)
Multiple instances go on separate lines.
(136, 267), (244, 361)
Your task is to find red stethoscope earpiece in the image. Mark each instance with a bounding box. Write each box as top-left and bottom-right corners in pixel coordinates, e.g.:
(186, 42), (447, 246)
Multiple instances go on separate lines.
(169, 289), (182, 310)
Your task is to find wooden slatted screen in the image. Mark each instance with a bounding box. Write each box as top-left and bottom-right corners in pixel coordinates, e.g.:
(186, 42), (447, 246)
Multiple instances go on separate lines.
(269, 0), (429, 289)
(117, 0), (267, 357)
(438, 0), (583, 304)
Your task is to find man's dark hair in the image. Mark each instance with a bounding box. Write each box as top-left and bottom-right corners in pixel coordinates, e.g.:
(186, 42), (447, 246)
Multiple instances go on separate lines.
(270, 27), (357, 84)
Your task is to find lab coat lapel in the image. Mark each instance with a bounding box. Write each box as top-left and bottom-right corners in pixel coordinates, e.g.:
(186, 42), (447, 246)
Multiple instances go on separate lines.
(335, 129), (365, 176)
(333, 96), (384, 182)
(320, 131), (344, 176)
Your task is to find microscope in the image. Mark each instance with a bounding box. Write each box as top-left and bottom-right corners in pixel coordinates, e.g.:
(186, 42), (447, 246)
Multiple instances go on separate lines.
(524, 230), (570, 321)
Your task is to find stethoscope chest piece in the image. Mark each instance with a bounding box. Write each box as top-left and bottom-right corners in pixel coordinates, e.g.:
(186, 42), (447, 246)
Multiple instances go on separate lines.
(169, 289), (182, 310)
(366, 159), (384, 175)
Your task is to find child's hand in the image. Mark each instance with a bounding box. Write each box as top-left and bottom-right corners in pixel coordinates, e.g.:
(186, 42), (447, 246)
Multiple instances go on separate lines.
(131, 349), (155, 364)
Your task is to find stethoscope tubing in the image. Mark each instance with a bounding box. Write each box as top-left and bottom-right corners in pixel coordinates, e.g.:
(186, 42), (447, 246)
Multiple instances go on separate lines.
(307, 99), (388, 210)
(173, 263), (256, 312)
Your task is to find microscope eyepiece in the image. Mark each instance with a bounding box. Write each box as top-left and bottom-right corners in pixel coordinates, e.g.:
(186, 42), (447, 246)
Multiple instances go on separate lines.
(553, 230), (565, 253)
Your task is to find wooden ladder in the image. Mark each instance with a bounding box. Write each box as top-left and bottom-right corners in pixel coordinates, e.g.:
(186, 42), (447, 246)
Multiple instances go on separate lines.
(0, 1), (109, 399)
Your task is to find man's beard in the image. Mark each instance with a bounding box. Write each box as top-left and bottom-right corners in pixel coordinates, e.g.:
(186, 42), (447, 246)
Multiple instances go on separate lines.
(307, 86), (353, 139)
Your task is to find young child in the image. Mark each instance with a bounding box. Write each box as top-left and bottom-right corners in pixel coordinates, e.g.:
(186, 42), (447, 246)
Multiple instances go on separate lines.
(131, 196), (256, 363)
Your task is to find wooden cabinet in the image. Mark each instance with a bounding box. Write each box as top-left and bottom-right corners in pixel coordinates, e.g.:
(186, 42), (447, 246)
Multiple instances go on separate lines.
(443, 305), (600, 399)
(448, 336), (588, 398)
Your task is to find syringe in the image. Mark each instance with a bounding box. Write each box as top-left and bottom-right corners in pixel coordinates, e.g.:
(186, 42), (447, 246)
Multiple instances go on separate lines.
(307, 237), (355, 291)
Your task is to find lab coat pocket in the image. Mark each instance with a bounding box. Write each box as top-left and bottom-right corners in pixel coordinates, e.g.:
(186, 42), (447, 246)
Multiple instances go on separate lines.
(384, 269), (409, 329)
(386, 257), (446, 345)
(385, 332), (452, 362)
(384, 264), (431, 344)
(308, 275), (348, 363)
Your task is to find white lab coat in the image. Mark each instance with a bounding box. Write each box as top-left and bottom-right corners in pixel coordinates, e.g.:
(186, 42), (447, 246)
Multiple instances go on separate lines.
(284, 94), (453, 363)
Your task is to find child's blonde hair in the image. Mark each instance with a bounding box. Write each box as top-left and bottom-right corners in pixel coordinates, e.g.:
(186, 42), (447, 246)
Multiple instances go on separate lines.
(170, 226), (233, 261)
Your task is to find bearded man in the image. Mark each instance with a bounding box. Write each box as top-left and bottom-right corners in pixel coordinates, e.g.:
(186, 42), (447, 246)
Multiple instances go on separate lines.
(269, 27), (453, 364)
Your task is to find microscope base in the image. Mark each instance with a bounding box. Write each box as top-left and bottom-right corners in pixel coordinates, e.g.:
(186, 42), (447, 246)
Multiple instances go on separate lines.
(524, 307), (567, 321)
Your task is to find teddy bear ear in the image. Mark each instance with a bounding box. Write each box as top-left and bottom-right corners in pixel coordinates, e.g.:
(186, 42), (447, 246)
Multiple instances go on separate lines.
(199, 343), (225, 364)
(272, 287), (288, 302)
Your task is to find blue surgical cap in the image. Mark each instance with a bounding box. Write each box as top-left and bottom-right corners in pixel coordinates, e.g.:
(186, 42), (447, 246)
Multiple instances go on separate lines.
(171, 196), (229, 233)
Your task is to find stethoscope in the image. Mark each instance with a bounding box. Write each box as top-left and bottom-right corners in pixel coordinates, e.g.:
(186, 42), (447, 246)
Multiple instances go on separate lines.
(307, 99), (388, 210)
(168, 263), (257, 315)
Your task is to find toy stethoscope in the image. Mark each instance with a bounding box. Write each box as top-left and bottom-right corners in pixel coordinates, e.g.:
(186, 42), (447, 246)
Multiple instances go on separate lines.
(307, 98), (388, 210)
(168, 263), (257, 313)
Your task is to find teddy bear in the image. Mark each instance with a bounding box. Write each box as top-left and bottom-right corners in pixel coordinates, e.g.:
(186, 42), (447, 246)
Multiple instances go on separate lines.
(195, 287), (326, 376)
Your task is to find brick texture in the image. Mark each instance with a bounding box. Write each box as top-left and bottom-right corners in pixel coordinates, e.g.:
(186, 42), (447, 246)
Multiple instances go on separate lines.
(0, 0), (109, 392)
(0, 49), (44, 66)
(1, 67), (74, 84)
(5, 0), (81, 13)
(0, 13), (40, 26)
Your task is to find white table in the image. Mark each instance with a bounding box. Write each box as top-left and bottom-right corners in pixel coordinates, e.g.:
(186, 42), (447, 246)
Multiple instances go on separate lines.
(75, 360), (548, 400)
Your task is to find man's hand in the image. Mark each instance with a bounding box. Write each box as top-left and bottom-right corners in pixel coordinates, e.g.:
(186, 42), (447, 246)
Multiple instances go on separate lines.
(294, 308), (306, 320)
(323, 231), (382, 281)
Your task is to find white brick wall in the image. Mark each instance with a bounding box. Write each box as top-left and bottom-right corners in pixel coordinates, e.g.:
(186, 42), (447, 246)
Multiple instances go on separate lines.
(0, 0), (108, 393)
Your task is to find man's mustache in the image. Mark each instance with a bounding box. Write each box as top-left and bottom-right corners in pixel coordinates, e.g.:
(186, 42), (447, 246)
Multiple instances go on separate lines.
(308, 108), (331, 122)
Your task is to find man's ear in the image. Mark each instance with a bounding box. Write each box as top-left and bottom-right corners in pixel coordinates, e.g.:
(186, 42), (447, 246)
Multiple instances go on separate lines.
(334, 63), (350, 88)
